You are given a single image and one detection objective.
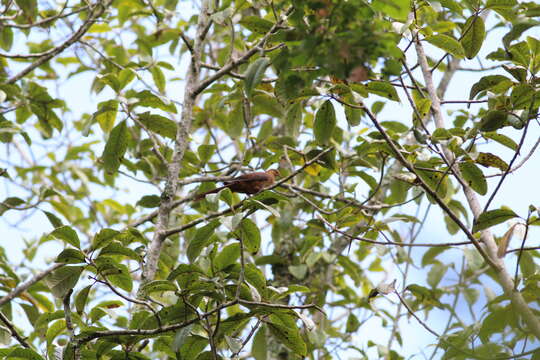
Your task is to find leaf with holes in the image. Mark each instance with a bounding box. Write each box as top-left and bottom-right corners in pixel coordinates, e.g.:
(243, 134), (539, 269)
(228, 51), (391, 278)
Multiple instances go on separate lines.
(476, 152), (508, 171)
(459, 162), (487, 195)
(267, 312), (307, 356)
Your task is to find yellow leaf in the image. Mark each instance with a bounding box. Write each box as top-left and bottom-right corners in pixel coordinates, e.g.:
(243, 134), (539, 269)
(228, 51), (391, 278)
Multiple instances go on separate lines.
(305, 164), (321, 176)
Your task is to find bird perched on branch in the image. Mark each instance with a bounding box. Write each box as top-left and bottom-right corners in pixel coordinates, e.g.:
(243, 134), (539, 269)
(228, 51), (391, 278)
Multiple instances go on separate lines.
(195, 169), (281, 200)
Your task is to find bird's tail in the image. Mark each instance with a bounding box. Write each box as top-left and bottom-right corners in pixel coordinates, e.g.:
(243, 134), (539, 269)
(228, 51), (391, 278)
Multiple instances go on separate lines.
(193, 184), (228, 201)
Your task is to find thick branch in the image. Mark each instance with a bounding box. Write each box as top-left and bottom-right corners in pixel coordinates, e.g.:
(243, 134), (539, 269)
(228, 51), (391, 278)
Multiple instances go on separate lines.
(414, 36), (540, 339)
(142, 1), (212, 283)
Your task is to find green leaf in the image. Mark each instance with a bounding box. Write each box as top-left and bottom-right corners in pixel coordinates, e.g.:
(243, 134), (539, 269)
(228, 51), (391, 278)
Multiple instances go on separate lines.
(252, 93), (284, 117)
(486, 0), (517, 10)
(100, 241), (142, 261)
(0, 27), (13, 51)
(510, 83), (534, 109)
(239, 16), (273, 34)
(502, 21), (537, 49)
(479, 307), (511, 342)
(140, 280), (177, 295)
(15, 0), (37, 20)
(42, 210), (63, 228)
(527, 36), (540, 73)
(0, 197), (24, 215)
(133, 90), (177, 113)
(94, 100), (118, 133)
(422, 247), (450, 267)
(237, 218), (261, 254)
(198, 144), (216, 164)
(416, 168), (448, 199)
(483, 132), (518, 150)
(344, 102), (362, 126)
(118, 68), (136, 90)
(102, 119), (129, 174)
(136, 194), (161, 208)
(7, 348), (45, 360)
(289, 264), (308, 280)
(45, 266), (84, 298)
(179, 335), (208, 359)
(244, 57), (270, 99)
(46, 319), (65, 344)
(313, 100), (336, 145)
(55, 249), (86, 264)
(371, 0), (411, 21)
(257, 119), (273, 143)
(461, 15), (485, 59)
(92, 228), (119, 250)
(367, 81), (399, 101)
(285, 102), (302, 138)
(151, 66), (166, 93)
(50, 226), (80, 249)
(104, 262), (132, 292)
(75, 285), (91, 315)
(138, 112), (177, 139)
(214, 243), (240, 271)
(519, 252), (536, 278)
(226, 101), (244, 138)
(479, 110), (506, 132)
(459, 162), (487, 195)
(427, 263), (447, 288)
(508, 41), (531, 68)
(244, 264), (266, 294)
(472, 209), (518, 233)
(425, 34), (465, 58)
(252, 327), (268, 360)
(346, 313), (360, 333)
(267, 312), (307, 356)
(469, 75), (512, 99)
(187, 220), (220, 263)
(502, 65), (527, 82)
(476, 152), (508, 171)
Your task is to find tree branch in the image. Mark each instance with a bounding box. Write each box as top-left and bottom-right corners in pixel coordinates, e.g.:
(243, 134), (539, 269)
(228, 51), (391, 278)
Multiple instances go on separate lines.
(414, 35), (540, 339)
(5, 0), (112, 84)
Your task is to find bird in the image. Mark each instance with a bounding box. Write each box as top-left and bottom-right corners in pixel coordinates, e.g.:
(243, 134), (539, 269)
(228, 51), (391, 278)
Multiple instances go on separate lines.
(194, 169), (281, 200)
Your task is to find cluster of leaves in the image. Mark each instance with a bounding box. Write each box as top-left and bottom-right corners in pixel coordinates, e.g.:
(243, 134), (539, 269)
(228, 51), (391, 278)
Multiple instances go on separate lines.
(0, 0), (539, 359)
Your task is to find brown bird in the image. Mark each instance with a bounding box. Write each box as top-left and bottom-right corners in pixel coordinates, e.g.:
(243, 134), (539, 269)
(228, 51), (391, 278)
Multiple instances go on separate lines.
(195, 169), (281, 200)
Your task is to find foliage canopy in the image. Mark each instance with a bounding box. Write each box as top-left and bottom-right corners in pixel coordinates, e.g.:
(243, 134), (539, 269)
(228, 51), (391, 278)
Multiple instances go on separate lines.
(0, 0), (539, 359)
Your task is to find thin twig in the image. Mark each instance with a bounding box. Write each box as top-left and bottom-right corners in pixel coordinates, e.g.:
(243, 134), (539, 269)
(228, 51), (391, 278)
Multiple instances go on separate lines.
(318, 215), (472, 248)
(6, 0), (113, 84)
(0, 311), (29, 348)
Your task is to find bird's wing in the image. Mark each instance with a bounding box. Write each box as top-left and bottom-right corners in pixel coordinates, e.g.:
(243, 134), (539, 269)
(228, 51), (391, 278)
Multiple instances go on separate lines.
(224, 172), (269, 184)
